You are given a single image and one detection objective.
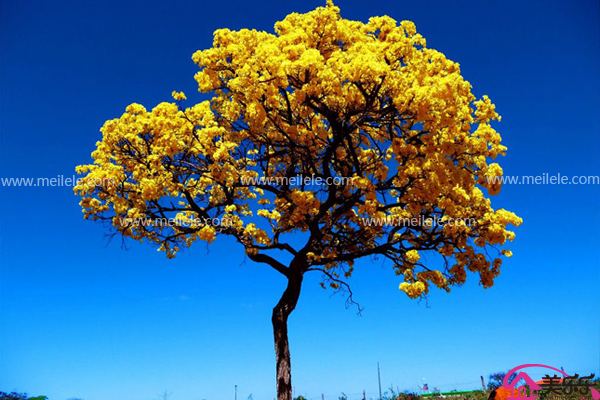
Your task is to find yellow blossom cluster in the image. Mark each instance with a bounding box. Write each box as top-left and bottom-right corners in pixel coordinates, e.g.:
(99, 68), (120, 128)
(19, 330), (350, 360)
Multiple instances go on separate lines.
(75, 2), (521, 297)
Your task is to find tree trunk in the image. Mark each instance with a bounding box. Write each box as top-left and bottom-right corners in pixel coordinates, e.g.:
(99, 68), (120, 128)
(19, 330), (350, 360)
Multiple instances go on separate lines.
(272, 269), (303, 400)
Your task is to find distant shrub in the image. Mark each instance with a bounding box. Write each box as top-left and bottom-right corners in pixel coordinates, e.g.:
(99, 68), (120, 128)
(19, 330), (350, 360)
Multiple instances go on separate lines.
(0, 393), (28, 400)
(397, 392), (420, 400)
(487, 371), (519, 391)
(0, 392), (47, 400)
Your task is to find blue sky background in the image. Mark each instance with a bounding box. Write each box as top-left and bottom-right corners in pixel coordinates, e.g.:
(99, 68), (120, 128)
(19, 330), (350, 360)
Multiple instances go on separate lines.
(1, 0), (598, 399)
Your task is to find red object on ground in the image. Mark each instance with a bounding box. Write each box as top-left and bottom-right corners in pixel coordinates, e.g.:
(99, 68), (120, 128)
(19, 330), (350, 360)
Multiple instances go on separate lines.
(487, 387), (522, 400)
(487, 379), (564, 400)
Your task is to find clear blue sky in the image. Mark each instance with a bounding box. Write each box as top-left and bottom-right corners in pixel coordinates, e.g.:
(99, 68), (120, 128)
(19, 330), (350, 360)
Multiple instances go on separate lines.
(1, 0), (598, 399)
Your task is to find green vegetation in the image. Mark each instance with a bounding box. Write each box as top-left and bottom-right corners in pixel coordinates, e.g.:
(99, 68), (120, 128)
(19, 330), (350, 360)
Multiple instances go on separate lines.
(0, 393), (47, 400)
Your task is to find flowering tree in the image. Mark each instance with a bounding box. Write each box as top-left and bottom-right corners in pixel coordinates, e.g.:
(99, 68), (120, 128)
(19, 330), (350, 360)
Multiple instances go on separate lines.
(75, 3), (521, 399)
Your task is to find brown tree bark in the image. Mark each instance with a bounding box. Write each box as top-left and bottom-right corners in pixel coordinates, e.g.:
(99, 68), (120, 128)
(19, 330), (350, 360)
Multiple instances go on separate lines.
(272, 268), (304, 400)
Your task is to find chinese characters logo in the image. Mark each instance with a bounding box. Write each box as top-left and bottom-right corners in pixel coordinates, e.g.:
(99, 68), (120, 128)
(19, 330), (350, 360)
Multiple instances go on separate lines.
(502, 364), (600, 400)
